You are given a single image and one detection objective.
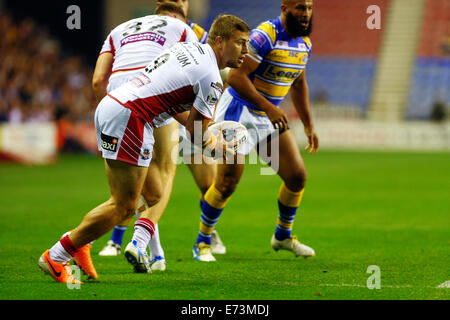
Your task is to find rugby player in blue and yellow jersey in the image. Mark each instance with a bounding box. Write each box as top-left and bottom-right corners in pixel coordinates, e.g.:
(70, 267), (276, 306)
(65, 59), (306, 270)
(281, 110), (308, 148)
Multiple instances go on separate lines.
(192, 0), (319, 261)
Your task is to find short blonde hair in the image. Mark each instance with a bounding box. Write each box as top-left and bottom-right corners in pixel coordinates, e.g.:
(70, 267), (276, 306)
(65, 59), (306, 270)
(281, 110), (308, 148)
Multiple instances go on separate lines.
(207, 15), (250, 46)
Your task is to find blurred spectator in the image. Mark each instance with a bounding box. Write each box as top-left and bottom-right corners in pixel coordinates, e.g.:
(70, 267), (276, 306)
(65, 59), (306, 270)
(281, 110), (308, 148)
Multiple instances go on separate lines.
(0, 12), (97, 124)
(430, 99), (447, 122)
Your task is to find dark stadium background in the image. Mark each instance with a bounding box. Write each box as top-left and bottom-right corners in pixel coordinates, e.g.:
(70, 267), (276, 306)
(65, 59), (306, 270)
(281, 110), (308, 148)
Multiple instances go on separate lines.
(3, 0), (105, 66)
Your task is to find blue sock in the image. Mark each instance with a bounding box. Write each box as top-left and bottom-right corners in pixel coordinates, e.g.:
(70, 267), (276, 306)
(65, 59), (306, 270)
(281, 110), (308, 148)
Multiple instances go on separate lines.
(196, 200), (223, 245)
(274, 201), (297, 240)
(111, 226), (127, 246)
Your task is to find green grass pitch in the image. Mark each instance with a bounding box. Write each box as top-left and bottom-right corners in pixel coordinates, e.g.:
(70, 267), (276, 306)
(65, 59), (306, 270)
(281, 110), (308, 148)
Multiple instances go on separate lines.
(0, 150), (448, 300)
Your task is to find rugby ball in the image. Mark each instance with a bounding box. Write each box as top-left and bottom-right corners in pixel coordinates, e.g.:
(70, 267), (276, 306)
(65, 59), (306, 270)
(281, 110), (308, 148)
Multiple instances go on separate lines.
(208, 121), (248, 151)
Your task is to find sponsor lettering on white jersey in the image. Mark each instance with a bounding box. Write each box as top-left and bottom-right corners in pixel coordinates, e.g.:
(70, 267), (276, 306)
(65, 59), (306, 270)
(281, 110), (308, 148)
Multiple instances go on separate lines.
(108, 42), (223, 127)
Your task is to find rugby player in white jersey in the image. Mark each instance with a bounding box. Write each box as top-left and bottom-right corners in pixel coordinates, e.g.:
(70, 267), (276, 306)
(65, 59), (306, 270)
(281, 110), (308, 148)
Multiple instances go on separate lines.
(92, 3), (198, 273)
(97, 1), (226, 272)
(38, 15), (250, 283)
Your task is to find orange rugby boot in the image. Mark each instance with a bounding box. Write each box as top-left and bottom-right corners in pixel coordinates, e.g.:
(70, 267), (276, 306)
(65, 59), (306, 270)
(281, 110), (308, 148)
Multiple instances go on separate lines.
(38, 250), (83, 284)
(73, 243), (98, 279)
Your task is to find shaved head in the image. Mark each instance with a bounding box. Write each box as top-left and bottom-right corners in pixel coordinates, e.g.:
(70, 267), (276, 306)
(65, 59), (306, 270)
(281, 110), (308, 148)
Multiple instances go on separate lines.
(281, 0), (313, 37)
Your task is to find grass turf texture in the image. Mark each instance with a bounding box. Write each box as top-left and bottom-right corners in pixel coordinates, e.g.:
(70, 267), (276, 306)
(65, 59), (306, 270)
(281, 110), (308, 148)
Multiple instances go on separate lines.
(0, 151), (448, 300)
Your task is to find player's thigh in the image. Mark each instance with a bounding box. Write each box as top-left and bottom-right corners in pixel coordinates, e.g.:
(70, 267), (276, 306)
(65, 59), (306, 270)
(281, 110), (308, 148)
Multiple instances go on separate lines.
(141, 158), (163, 207)
(105, 158), (148, 210)
(153, 120), (179, 175)
(270, 130), (307, 192)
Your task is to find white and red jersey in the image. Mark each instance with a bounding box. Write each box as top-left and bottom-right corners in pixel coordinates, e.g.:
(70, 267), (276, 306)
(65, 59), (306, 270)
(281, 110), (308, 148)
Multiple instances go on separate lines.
(100, 15), (198, 77)
(108, 42), (224, 128)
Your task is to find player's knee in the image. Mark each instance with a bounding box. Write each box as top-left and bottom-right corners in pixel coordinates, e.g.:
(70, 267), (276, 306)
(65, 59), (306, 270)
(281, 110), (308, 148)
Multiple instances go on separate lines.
(141, 187), (162, 208)
(115, 198), (139, 222)
(198, 177), (214, 196)
(215, 176), (239, 198)
(284, 169), (307, 192)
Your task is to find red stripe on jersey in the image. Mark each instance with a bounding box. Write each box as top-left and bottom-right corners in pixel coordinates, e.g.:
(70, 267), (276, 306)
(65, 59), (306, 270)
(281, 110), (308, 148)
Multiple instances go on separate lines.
(99, 51), (113, 56)
(192, 105), (213, 120)
(116, 112), (146, 166)
(109, 36), (116, 73)
(122, 85), (195, 123)
(109, 35), (116, 56)
(111, 66), (146, 74)
(179, 29), (187, 42)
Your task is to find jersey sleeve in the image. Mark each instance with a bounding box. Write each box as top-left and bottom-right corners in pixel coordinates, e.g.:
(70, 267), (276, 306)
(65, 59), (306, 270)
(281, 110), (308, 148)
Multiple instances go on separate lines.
(99, 33), (115, 56)
(246, 22), (276, 63)
(192, 74), (223, 120)
(303, 36), (313, 69)
(189, 21), (208, 44)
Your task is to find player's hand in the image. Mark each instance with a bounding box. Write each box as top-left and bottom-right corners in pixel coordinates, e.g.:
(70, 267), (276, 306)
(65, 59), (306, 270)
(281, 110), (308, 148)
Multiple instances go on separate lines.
(214, 126), (237, 161)
(203, 127), (236, 161)
(266, 106), (289, 133)
(304, 127), (319, 154)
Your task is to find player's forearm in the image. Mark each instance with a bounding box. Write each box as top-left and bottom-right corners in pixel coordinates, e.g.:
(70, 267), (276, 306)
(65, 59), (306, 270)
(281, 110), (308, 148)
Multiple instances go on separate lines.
(228, 71), (274, 112)
(291, 78), (314, 130)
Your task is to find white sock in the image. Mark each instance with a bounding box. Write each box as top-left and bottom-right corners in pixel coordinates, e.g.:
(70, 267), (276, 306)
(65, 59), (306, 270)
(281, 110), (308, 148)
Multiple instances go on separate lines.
(148, 223), (165, 259)
(49, 241), (72, 263)
(132, 225), (152, 253)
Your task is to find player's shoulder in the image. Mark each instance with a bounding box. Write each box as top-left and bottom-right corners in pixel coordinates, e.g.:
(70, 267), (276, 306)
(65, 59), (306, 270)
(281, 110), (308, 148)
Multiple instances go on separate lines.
(301, 36), (312, 51)
(188, 20), (208, 43)
(254, 17), (281, 45)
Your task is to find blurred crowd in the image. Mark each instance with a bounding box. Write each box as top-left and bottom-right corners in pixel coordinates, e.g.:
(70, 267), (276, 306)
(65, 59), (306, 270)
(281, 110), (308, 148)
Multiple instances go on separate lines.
(0, 13), (97, 124)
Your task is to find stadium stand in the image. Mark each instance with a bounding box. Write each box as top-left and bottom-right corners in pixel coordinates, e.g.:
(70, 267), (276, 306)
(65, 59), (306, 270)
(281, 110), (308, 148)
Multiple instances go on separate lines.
(406, 0), (450, 119)
(307, 0), (388, 114)
(0, 13), (97, 151)
(203, 0), (389, 116)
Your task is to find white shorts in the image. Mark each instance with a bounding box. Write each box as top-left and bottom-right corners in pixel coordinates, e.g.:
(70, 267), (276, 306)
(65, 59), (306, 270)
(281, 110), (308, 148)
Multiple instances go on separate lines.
(95, 95), (155, 167)
(108, 72), (174, 128)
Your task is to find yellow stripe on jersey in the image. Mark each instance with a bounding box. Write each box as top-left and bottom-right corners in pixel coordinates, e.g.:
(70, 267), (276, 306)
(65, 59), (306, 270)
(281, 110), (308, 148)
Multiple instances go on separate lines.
(253, 77), (291, 98)
(191, 23), (206, 42)
(247, 50), (262, 63)
(260, 64), (304, 84)
(257, 22), (277, 44)
(266, 50), (310, 66)
(247, 108), (267, 116)
(302, 36), (311, 49)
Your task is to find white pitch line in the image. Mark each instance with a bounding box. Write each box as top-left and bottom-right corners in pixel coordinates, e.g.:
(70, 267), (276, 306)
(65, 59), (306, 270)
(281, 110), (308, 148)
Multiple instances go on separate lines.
(437, 281), (450, 288)
(318, 283), (412, 289)
(318, 283), (449, 289)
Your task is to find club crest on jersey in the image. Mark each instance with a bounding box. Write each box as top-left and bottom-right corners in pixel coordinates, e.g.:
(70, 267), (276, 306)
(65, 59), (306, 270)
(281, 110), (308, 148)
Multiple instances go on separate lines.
(141, 149), (151, 160)
(206, 93), (218, 105)
(101, 133), (119, 152)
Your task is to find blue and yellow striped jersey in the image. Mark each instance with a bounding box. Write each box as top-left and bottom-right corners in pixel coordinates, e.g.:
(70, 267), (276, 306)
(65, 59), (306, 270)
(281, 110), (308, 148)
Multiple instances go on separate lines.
(188, 20), (208, 44)
(228, 16), (312, 113)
